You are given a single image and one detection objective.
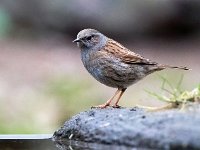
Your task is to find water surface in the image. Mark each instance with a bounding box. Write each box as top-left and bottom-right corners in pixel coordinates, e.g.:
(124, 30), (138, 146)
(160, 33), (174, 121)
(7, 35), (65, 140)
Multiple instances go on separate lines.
(0, 134), (139, 150)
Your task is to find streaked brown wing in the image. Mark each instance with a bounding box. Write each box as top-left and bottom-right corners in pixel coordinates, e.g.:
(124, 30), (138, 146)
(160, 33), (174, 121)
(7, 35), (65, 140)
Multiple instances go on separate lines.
(103, 39), (157, 65)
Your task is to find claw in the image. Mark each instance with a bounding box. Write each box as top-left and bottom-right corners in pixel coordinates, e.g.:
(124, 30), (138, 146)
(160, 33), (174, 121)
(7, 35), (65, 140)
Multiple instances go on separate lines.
(112, 105), (121, 108)
(91, 103), (110, 109)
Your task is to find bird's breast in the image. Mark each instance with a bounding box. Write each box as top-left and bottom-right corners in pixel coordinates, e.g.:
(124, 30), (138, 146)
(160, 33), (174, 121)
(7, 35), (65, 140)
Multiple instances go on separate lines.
(81, 50), (103, 77)
(81, 50), (114, 85)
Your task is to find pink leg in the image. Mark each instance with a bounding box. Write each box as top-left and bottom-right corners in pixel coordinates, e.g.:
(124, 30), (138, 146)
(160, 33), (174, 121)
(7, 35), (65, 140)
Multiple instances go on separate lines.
(112, 88), (126, 108)
(92, 89), (121, 109)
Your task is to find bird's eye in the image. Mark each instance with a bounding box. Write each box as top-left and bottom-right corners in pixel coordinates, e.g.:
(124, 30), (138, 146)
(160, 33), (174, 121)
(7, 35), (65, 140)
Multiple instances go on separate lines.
(86, 36), (92, 41)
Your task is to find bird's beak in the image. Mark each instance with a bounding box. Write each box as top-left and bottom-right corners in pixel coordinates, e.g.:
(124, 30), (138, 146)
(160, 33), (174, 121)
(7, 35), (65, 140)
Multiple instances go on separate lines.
(73, 38), (81, 43)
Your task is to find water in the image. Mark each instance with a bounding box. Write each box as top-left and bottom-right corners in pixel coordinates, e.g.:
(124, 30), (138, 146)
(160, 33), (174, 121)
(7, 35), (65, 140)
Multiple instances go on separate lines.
(0, 135), (139, 150)
(0, 134), (56, 150)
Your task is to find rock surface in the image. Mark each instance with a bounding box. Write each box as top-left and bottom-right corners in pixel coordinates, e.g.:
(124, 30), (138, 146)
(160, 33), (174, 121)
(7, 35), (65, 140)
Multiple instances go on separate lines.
(53, 105), (200, 149)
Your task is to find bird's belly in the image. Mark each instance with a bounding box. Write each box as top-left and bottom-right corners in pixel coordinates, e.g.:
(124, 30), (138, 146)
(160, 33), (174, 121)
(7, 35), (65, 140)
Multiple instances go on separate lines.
(83, 56), (146, 88)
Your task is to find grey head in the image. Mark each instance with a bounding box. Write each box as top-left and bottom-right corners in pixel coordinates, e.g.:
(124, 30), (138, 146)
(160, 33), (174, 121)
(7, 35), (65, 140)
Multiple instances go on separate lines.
(73, 29), (108, 51)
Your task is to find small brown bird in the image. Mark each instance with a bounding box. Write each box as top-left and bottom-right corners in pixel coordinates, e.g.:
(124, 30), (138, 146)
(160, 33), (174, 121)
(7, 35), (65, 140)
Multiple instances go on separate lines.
(73, 28), (189, 108)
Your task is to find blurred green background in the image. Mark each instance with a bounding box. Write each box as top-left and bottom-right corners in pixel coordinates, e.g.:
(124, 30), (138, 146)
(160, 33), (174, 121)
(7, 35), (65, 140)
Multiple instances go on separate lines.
(0, 0), (199, 133)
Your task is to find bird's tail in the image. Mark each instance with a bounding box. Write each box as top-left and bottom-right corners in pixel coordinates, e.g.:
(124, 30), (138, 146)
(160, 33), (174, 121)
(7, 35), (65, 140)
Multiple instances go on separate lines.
(158, 64), (191, 70)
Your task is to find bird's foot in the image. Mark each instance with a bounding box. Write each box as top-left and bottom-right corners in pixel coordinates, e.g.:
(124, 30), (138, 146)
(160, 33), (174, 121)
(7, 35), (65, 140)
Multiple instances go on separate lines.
(91, 103), (110, 109)
(112, 105), (121, 108)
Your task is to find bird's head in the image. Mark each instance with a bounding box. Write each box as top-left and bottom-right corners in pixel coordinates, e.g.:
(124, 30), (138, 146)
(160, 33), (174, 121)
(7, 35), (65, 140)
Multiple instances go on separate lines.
(73, 29), (107, 50)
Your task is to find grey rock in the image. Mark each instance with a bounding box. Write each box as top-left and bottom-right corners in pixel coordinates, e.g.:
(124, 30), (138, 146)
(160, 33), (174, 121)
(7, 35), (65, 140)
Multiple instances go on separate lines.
(53, 106), (200, 149)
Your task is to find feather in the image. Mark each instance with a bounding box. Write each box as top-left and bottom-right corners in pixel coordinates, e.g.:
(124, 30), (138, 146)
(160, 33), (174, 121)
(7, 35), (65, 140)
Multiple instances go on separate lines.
(102, 39), (157, 65)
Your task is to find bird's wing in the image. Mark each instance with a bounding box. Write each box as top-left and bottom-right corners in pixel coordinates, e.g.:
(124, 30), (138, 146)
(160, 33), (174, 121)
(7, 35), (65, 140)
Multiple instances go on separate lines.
(103, 39), (157, 65)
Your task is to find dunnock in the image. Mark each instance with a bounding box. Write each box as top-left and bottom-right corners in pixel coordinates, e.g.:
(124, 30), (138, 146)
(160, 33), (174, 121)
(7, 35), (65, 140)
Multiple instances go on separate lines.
(73, 28), (189, 108)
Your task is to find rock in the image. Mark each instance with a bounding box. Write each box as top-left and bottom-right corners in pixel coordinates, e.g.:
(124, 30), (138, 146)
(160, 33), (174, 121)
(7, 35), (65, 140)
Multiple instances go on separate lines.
(53, 105), (200, 149)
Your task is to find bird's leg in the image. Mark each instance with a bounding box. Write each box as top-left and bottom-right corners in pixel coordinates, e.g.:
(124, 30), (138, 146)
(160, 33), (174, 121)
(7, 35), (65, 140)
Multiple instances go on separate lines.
(112, 88), (126, 108)
(91, 89), (121, 109)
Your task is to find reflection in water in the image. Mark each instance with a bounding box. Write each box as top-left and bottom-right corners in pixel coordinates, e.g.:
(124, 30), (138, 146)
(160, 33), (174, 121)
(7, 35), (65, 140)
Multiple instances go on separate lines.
(0, 139), (57, 150)
(54, 140), (140, 150)
(0, 135), (146, 150)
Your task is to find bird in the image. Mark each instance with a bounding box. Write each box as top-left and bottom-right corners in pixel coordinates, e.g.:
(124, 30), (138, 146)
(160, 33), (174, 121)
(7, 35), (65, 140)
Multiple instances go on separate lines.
(73, 28), (189, 108)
